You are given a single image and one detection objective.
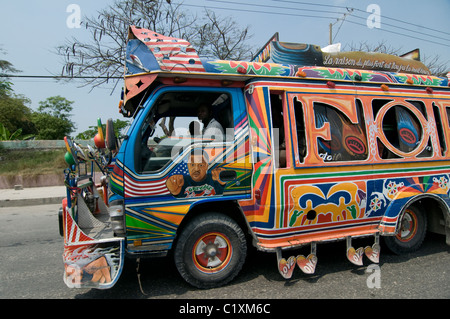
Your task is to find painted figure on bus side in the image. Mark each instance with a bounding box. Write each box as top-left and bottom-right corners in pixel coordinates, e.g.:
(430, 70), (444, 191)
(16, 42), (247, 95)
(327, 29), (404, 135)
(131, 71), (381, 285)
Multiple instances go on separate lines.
(166, 149), (226, 198)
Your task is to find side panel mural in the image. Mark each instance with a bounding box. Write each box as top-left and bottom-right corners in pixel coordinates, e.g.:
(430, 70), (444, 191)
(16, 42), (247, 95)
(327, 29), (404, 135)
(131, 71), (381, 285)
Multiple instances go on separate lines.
(240, 81), (450, 249)
(239, 87), (277, 229)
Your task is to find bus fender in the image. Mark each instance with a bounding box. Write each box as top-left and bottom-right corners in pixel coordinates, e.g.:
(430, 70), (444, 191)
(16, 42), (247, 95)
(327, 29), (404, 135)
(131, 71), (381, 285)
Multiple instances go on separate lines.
(379, 191), (450, 244)
(378, 197), (409, 235)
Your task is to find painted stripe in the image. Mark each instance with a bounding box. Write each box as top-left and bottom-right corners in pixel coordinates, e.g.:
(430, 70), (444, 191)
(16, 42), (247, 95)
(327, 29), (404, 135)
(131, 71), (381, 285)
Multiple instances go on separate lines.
(252, 217), (381, 238)
(279, 163), (450, 183)
(126, 207), (178, 231)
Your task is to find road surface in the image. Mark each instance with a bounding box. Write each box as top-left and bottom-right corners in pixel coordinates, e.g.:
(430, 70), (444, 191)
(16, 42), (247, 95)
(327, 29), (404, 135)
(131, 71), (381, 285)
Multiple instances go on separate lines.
(1, 204), (449, 303)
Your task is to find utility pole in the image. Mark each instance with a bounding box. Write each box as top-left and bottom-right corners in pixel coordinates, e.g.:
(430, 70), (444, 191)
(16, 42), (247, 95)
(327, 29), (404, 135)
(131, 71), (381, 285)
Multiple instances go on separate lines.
(329, 8), (354, 45)
(329, 23), (333, 45)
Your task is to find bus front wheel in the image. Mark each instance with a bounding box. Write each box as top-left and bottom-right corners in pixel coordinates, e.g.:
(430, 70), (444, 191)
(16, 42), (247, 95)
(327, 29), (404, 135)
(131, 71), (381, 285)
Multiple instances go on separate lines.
(384, 206), (427, 255)
(174, 213), (247, 289)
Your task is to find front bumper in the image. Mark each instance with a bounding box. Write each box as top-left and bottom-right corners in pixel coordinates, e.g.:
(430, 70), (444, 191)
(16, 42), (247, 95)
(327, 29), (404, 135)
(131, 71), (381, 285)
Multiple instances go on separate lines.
(61, 182), (125, 289)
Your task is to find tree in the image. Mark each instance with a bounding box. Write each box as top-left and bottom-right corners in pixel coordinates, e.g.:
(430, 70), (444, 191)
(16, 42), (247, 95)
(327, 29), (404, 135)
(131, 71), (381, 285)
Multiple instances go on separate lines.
(32, 96), (76, 140)
(0, 122), (34, 141)
(0, 92), (36, 136)
(0, 51), (78, 140)
(0, 50), (36, 136)
(56, 0), (254, 90)
(0, 47), (20, 97)
(0, 48), (37, 136)
(37, 96), (75, 122)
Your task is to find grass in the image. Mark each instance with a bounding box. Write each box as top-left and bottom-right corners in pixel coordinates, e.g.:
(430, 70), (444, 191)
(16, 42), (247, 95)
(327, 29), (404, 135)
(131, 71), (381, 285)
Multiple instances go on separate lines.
(0, 148), (67, 176)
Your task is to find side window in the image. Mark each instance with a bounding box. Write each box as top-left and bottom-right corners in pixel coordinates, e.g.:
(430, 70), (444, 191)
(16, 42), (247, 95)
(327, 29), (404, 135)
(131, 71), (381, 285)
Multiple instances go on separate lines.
(376, 100), (433, 159)
(447, 107), (450, 127)
(407, 100), (432, 158)
(383, 105), (421, 153)
(270, 93), (286, 168)
(407, 100), (428, 120)
(373, 99), (400, 159)
(432, 103), (446, 156)
(294, 97), (306, 163)
(137, 91), (233, 173)
(314, 101), (368, 162)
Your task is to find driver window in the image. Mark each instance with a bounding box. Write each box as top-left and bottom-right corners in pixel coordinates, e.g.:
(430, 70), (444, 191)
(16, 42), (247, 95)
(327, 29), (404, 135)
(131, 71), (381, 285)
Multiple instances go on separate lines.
(137, 91), (233, 173)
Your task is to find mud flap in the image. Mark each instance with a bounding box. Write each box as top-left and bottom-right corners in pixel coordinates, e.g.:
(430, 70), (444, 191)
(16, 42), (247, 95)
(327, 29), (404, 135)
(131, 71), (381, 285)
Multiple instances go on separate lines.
(446, 224), (450, 247)
(63, 239), (125, 289)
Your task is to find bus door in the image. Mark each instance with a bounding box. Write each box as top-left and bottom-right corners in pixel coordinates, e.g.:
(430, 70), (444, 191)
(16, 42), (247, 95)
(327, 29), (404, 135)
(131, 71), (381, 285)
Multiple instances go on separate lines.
(279, 88), (381, 272)
(242, 85), (307, 244)
(284, 91), (373, 235)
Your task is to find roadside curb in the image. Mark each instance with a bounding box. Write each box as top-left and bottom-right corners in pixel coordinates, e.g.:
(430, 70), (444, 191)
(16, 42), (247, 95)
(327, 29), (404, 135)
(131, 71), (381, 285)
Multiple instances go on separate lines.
(0, 196), (65, 208)
(0, 186), (66, 208)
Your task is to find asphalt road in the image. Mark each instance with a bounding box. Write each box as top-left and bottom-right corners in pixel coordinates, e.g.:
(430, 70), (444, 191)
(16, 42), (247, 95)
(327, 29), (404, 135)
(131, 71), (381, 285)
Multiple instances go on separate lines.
(1, 204), (449, 303)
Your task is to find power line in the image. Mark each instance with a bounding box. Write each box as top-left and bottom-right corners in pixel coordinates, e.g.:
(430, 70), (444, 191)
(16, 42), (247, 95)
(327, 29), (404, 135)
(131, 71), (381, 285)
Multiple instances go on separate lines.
(273, 0), (450, 37)
(345, 19), (447, 47)
(197, 0), (450, 46)
(2, 75), (121, 80)
(208, 0), (450, 43)
(272, 0), (350, 11)
(330, 8), (354, 44)
(351, 6), (450, 37)
(207, 0), (347, 17)
(346, 14), (450, 43)
(179, 2), (338, 20)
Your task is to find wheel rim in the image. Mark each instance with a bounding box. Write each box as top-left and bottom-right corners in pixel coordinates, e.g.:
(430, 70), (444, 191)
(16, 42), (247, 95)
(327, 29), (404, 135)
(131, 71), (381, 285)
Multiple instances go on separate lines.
(396, 209), (418, 242)
(192, 232), (232, 273)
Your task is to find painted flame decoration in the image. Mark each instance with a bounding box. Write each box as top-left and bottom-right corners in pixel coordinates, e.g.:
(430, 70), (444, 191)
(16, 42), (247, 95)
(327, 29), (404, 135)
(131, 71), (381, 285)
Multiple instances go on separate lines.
(64, 245), (120, 265)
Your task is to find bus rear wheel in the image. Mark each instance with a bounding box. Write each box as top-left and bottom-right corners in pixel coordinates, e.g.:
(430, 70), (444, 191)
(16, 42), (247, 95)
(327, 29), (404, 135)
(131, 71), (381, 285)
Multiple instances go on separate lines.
(174, 213), (247, 289)
(384, 206), (427, 255)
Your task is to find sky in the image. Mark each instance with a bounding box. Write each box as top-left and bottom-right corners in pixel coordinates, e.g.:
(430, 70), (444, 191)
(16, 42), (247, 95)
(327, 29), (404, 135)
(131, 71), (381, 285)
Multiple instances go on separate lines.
(0, 0), (449, 136)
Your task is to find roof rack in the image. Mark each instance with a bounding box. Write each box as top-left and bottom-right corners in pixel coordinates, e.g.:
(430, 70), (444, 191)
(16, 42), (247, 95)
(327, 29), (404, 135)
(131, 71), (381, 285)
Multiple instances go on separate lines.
(251, 32), (430, 75)
(123, 26), (449, 107)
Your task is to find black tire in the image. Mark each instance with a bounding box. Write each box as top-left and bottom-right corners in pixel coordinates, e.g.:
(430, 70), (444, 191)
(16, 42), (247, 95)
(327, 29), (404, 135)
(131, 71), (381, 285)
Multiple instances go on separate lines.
(383, 206), (427, 255)
(174, 213), (247, 289)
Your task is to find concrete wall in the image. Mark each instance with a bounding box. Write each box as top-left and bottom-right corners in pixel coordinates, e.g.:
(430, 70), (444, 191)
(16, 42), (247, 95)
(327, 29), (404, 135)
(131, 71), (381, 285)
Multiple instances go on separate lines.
(0, 140), (93, 150)
(0, 174), (63, 189)
(0, 140), (93, 189)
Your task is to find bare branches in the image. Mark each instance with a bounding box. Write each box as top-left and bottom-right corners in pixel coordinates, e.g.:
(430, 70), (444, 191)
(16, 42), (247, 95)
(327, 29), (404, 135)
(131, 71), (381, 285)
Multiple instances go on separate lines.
(56, 0), (253, 91)
(422, 54), (449, 77)
(344, 40), (403, 55)
(191, 10), (254, 61)
(344, 40), (448, 76)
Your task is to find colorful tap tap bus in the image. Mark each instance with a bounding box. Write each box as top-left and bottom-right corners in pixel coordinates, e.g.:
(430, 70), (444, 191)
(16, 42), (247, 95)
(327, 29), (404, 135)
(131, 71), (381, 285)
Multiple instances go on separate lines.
(59, 26), (450, 289)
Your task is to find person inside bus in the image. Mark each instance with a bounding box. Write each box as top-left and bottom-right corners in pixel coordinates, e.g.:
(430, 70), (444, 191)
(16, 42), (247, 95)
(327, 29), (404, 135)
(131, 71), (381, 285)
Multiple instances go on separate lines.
(159, 116), (175, 136)
(189, 120), (201, 137)
(197, 104), (224, 140)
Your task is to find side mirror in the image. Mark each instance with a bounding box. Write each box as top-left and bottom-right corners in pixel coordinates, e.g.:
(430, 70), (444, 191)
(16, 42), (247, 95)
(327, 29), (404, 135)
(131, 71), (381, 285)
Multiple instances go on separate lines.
(106, 118), (118, 152)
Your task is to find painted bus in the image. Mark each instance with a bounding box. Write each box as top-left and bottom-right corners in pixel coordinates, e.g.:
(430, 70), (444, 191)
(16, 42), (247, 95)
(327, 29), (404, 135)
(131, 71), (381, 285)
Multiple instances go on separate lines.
(59, 26), (450, 289)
